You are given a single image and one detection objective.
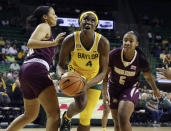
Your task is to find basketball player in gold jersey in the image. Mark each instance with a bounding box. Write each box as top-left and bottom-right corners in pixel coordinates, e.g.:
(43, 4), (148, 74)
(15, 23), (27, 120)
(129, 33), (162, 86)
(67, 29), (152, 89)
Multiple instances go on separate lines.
(56, 11), (110, 131)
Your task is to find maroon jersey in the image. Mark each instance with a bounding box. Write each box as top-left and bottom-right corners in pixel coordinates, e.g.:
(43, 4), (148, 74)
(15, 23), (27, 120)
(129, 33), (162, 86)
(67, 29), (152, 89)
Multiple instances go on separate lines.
(25, 35), (55, 65)
(109, 48), (150, 89)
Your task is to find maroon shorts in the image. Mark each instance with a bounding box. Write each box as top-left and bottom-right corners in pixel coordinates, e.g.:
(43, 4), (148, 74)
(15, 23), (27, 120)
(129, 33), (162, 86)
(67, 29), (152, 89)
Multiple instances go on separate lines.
(19, 62), (53, 99)
(108, 85), (139, 109)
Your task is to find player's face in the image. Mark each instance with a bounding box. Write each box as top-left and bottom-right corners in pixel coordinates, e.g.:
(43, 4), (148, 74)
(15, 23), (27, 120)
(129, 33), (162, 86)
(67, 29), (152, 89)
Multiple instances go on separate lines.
(123, 33), (138, 52)
(46, 8), (57, 27)
(80, 14), (97, 32)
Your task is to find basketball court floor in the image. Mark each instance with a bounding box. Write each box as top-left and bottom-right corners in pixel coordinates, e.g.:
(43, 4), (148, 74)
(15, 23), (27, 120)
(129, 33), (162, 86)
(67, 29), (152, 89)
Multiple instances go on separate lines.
(15, 127), (171, 131)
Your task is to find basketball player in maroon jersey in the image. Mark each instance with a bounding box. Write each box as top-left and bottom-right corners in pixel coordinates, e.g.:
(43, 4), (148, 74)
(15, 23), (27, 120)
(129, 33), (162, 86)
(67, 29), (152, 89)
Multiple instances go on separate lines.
(6, 6), (65, 131)
(102, 31), (160, 131)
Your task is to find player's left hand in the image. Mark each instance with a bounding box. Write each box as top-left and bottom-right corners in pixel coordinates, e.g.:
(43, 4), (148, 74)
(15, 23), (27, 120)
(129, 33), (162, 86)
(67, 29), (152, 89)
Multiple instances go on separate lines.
(54, 32), (66, 45)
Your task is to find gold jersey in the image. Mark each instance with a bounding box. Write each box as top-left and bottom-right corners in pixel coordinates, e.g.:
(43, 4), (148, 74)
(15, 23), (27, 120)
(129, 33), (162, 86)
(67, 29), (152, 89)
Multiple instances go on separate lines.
(68, 31), (102, 82)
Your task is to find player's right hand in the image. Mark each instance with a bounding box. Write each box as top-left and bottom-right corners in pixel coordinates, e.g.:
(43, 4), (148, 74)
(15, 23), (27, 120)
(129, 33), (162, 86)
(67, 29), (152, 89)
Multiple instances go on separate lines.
(54, 32), (66, 45)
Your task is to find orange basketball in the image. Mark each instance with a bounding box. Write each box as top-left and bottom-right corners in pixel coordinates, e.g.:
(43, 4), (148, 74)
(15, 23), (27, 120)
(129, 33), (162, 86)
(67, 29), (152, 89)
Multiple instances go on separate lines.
(59, 72), (85, 96)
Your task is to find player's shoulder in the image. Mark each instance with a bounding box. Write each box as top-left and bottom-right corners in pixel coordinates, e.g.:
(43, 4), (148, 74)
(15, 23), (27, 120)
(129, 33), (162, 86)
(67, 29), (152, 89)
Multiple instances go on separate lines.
(136, 49), (150, 71)
(110, 47), (122, 56)
(136, 49), (148, 63)
(98, 34), (110, 51)
(37, 23), (50, 30)
(99, 35), (109, 45)
(63, 32), (75, 44)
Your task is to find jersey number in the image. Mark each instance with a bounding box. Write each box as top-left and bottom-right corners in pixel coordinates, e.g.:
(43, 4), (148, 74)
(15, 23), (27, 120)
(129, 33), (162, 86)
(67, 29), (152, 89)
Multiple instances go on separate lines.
(119, 76), (126, 85)
(86, 61), (92, 67)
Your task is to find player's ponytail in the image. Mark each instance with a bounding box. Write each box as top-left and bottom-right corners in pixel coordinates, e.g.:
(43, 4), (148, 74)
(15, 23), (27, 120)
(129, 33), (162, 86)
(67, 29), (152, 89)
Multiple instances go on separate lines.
(26, 15), (38, 28)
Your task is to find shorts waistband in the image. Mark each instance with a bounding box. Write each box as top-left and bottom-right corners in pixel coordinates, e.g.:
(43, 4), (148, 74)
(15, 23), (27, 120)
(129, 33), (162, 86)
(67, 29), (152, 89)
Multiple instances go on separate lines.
(24, 58), (49, 71)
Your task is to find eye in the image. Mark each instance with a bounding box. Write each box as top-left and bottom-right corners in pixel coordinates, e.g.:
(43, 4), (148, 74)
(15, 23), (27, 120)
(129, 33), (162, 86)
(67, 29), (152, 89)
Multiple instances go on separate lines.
(84, 17), (88, 20)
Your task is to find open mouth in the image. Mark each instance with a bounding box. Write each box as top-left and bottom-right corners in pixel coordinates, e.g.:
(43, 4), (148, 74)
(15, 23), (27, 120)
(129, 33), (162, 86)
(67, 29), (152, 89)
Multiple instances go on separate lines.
(124, 46), (130, 48)
(84, 25), (91, 29)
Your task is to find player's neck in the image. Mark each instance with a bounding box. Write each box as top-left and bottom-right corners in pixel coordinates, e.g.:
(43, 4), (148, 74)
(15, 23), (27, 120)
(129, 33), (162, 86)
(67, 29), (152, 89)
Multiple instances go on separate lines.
(124, 50), (135, 61)
(81, 30), (94, 38)
(80, 31), (95, 47)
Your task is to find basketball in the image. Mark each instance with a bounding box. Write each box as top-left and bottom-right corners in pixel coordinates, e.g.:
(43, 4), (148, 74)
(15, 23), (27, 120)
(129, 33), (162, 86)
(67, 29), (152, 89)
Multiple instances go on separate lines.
(59, 72), (85, 96)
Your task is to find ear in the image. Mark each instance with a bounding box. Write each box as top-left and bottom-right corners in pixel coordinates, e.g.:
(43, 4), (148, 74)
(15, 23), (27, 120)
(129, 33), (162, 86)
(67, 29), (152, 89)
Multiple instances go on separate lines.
(136, 41), (139, 46)
(42, 14), (48, 21)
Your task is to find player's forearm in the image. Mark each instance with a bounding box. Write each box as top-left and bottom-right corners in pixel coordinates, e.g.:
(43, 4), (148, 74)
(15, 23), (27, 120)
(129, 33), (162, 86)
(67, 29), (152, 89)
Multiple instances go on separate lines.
(56, 64), (65, 77)
(144, 73), (158, 91)
(102, 74), (108, 95)
(27, 39), (56, 49)
(87, 71), (106, 88)
(102, 81), (108, 100)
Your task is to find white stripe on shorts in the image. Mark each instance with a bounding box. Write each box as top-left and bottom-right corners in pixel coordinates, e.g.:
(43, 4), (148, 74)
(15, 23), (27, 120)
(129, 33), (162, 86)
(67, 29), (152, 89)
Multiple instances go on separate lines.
(130, 87), (136, 98)
(24, 58), (50, 71)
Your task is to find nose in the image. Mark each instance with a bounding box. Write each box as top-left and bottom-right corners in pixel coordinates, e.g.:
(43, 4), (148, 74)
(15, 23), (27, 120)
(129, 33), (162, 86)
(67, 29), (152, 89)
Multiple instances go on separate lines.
(86, 19), (92, 25)
(125, 41), (130, 46)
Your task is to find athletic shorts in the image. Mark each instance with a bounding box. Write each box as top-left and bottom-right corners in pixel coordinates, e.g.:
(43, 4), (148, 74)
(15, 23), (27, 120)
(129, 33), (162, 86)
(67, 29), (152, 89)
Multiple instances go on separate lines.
(19, 62), (53, 99)
(108, 84), (139, 109)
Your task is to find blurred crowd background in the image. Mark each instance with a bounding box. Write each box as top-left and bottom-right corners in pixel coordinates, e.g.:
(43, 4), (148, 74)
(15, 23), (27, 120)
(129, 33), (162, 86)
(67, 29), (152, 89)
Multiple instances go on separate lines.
(0, 0), (171, 128)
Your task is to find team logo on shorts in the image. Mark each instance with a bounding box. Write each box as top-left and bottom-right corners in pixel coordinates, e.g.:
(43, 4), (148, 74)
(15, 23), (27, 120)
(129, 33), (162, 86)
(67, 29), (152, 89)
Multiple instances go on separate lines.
(113, 98), (118, 103)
